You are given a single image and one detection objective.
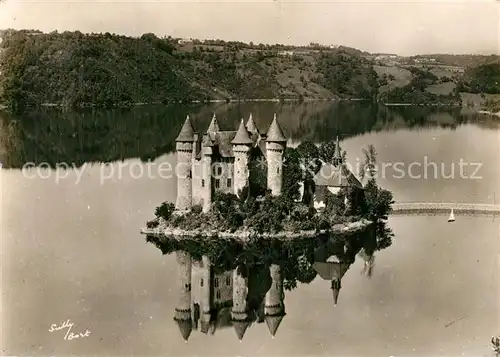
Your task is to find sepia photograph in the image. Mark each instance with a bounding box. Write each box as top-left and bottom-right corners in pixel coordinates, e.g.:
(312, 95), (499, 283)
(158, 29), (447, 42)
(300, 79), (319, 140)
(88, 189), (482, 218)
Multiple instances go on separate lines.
(0, 0), (499, 356)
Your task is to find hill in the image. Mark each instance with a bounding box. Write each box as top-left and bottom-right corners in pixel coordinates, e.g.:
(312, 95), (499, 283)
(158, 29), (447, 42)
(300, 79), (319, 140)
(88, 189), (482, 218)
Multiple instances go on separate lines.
(0, 30), (378, 111)
(0, 30), (497, 112)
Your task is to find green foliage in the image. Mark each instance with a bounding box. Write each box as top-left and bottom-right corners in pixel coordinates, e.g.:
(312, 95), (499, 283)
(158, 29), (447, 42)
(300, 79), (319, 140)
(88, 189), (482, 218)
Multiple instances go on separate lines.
(247, 148), (268, 198)
(0, 30), (388, 110)
(146, 218), (159, 228)
(359, 144), (377, 181)
(318, 140), (337, 163)
(483, 98), (500, 113)
(460, 63), (500, 94)
(314, 51), (379, 99)
(282, 148), (303, 203)
(0, 30), (199, 111)
(363, 178), (394, 221)
(155, 202), (175, 221)
(380, 67), (461, 105)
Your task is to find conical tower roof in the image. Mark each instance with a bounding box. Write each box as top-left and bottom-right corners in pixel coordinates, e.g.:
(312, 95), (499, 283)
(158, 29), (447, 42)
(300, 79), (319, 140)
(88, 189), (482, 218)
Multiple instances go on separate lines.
(207, 113), (220, 132)
(175, 115), (195, 142)
(246, 113), (258, 134)
(232, 320), (250, 340)
(264, 314), (284, 337)
(266, 114), (286, 142)
(331, 277), (342, 306)
(231, 118), (253, 145)
(332, 286), (340, 306)
(174, 317), (193, 341)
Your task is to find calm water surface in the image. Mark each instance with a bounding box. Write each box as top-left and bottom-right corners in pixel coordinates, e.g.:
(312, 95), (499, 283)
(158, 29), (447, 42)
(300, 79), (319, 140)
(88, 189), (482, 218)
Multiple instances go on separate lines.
(1, 103), (499, 356)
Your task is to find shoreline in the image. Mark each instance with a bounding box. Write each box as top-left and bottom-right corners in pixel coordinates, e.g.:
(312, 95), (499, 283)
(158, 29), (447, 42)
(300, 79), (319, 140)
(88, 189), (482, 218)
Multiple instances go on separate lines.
(3, 98), (492, 113)
(140, 218), (373, 241)
(478, 110), (500, 118)
(0, 98), (458, 112)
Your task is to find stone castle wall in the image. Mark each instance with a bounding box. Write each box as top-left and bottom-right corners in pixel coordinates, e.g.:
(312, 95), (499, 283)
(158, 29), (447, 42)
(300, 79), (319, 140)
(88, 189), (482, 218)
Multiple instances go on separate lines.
(176, 142), (193, 210)
(266, 142), (285, 196)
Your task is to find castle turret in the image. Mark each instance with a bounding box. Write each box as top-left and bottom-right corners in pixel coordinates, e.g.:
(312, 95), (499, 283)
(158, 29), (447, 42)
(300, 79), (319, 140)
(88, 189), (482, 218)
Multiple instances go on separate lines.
(200, 255), (212, 333)
(232, 119), (253, 197)
(231, 267), (250, 341)
(201, 135), (213, 213)
(246, 113), (258, 135)
(175, 115), (195, 211)
(265, 114), (287, 196)
(264, 264), (286, 338)
(207, 113), (220, 133)
(174, 251), (193, 342)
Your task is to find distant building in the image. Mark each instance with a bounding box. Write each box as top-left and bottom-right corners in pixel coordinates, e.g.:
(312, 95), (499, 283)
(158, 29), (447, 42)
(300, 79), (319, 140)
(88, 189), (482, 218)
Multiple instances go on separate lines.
(374, 54), (398, 61)
(177, 38), (193, 45)
(278, 50), (294, 56)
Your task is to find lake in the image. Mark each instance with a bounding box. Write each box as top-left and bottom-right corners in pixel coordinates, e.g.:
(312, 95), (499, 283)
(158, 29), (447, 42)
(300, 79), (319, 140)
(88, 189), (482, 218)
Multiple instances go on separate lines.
(1, 102), (499, 356)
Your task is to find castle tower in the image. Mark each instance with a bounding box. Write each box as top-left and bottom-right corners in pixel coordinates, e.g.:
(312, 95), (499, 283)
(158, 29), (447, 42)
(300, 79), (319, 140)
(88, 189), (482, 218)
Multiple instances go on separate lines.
(201, 135), (213, 213)
(246, 113), (258, 135)
(200, 255), (212, 333)
(265, 114), (287, 196)
(174, 251), (193, 342)
(207, 113), (220, 133)
(264, 264), (286, 338)
(175, 115), (195, 211)
(232, 119), (253, 197)
(231, 268), (250, 341)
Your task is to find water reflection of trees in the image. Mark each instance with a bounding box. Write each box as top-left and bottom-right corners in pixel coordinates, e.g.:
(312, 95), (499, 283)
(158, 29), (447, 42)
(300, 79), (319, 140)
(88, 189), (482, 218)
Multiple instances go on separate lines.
(146, 221), (393, 291)
(1, 102), (494, 168)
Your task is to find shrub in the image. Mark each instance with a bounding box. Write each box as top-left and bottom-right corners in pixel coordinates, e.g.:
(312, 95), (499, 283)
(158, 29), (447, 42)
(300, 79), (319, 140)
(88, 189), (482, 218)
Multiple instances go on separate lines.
(155, 202), (175, 220)
(146, 218), (159, 228)
(192, 204), (202, 214)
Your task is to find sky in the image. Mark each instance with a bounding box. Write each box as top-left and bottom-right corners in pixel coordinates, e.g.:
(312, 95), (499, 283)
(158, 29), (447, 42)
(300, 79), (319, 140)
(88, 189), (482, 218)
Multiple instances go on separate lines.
(0, 0), (498, 56)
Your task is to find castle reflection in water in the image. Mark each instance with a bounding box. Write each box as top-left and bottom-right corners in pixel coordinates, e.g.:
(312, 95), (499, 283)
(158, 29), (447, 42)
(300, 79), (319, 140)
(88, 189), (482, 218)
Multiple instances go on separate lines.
(164, 224), (389, 341)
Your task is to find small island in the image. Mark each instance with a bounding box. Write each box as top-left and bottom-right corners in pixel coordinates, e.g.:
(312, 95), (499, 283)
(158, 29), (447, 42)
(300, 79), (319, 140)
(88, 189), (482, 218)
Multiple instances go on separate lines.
(141, 113), (393, 245)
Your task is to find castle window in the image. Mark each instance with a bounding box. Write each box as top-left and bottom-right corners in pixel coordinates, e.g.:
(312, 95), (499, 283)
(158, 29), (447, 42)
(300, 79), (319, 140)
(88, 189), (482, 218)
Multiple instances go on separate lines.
(214, 277), (219, 287)
(217, 166), (222, 175)
(227, 178), (232, 188)
(216, 290), (221, 299)
(200, 278), (204, 287)
(237, 158), (240, 161)
(201, 179), (205, 187)
(215, 179), (220, 189)
(277, 167), (280, 174)
(225, 276), (231, 286)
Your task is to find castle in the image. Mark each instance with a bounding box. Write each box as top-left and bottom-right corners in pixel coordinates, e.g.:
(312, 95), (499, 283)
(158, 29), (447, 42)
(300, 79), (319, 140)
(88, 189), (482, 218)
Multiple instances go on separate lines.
(174, 251), (286, 341)
(172, 242), (373, 341)
(175, 113), (288, 212)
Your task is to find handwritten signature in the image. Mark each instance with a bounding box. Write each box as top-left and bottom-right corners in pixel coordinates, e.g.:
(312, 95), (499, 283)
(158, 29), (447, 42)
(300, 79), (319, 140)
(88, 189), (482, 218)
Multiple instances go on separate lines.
(48, 319), (91, 341)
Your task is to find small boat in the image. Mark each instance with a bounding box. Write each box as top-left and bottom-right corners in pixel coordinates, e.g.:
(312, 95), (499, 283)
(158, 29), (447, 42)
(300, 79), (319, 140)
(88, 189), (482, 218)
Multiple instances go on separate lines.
(448, 209), (455, 222)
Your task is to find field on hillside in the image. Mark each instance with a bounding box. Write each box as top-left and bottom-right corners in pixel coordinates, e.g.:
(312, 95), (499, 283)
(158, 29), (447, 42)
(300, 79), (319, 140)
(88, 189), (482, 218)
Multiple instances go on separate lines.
(373, 65), (412, 93)
(426, 82), (456, 96)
